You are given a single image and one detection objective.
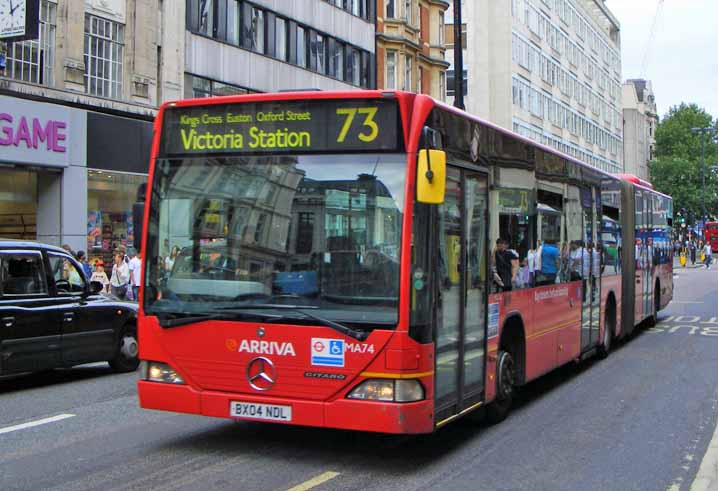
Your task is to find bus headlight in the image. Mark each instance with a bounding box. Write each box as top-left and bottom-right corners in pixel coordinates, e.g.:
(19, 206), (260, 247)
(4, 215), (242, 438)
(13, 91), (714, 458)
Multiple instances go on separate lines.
(141, 361), (186, 384)
(347, 379), (424, 402)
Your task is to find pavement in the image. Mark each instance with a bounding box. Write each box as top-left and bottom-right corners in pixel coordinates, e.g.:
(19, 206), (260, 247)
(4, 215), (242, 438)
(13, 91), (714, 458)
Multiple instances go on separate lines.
(0, 266), (717, 490)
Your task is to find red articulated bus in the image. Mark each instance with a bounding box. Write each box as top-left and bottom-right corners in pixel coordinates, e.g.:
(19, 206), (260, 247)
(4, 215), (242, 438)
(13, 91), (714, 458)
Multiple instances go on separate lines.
(705, 221), (718, 251)
(137, 91), (673, 433)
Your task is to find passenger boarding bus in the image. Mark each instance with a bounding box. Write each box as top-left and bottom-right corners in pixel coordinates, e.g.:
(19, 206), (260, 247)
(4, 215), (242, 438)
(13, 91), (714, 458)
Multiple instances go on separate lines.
(137, 91), (673, 433)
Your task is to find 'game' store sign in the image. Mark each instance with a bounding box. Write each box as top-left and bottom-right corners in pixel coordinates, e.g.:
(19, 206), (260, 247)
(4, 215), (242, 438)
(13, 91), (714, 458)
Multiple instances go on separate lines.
(0, 95), (86, 168)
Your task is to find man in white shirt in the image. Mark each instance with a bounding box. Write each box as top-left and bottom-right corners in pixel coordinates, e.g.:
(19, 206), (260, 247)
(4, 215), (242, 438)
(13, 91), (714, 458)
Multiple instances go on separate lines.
(128, 248), (143, 301)
(704, 242), (713, 269)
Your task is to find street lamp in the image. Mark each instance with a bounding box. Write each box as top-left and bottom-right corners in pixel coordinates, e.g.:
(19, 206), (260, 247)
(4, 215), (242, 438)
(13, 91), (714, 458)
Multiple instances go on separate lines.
(690, 126), (716, 231)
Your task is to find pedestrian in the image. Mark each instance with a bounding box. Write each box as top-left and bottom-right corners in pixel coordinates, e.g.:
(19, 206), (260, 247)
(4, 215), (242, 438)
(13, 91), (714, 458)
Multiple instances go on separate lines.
(62, 244), (75, 258)
(538, 238), (560, 285)
(128, 248), (142, 301)
(690, 240), (697, 265)
(90, 260), (111, 293)
(110, 251), (130, 299)
(493, 238), (514, 292)
(76, 250), (93, 279)
(704, 242), (713, 270)
(165, 245), (179, 274)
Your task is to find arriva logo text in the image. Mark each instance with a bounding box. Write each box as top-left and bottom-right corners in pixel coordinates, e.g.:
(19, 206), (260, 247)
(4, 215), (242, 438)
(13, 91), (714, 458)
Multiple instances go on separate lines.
(239, 339), (296, 357)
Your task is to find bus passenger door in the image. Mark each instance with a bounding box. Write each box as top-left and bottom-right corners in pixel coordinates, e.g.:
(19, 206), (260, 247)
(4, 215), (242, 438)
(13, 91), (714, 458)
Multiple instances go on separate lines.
(580, 187), (600, 351)
(643, 195), (654, 319)
(435, 168), (488, 418)
(634, 190), (652, 323)
(462, 173), (488, 405)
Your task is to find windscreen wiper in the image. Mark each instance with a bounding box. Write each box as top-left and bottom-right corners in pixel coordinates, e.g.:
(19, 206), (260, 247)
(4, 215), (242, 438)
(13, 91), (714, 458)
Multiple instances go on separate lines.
(216, 304), (369, 341)
(153, 310), (285, 328)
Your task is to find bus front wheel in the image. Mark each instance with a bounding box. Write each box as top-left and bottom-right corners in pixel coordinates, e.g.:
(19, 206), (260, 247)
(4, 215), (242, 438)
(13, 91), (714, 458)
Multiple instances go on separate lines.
(486, 350), (515, 424)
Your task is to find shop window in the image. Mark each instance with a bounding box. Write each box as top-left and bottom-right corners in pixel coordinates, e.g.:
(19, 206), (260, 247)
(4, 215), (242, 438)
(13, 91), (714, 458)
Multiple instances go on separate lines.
(0, 170), (37, 240)
(87, 170), (147, 265)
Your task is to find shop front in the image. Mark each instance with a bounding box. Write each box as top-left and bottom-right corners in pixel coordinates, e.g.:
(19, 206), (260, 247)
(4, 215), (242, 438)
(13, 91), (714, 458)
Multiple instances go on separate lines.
(85, 111), (153, 266)
(0, 93), (152, 256)
(87, 170), (147, 265)
(0, 94), (86, 245)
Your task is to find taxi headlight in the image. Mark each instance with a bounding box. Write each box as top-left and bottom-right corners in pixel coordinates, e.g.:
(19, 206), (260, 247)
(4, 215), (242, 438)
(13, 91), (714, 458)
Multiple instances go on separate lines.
(142, 361), (185, 384)
(347, 379), (424, 402)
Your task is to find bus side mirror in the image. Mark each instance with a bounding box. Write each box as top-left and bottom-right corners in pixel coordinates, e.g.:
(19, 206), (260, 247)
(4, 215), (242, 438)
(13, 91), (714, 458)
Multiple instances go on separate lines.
(416, 149), (446, 204)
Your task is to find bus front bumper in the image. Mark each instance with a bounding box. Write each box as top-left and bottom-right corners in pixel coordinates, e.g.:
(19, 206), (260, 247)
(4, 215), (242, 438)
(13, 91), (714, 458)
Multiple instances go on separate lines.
(137, 380), (435, 434)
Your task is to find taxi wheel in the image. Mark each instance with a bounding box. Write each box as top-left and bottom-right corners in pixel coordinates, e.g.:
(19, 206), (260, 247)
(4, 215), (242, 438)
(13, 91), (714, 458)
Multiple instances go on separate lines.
(109, 324), (140, 372)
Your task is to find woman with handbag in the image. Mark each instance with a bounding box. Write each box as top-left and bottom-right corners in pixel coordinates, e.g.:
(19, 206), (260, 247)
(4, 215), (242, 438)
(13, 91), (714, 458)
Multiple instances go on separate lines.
(110, 252), (130, 299)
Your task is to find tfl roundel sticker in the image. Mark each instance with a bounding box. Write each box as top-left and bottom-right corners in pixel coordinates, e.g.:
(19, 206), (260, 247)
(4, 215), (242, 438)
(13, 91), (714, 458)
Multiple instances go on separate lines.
(311, 338), (345, 367)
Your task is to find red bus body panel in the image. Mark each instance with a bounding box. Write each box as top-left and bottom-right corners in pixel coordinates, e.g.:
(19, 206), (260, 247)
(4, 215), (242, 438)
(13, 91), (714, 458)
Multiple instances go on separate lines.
(706, 222), (718, 251)
(138, 316), (436, 434)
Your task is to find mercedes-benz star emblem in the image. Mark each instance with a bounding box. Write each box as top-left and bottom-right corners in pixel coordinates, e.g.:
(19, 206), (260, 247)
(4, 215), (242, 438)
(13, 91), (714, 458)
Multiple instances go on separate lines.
(246, 357), (276, 391)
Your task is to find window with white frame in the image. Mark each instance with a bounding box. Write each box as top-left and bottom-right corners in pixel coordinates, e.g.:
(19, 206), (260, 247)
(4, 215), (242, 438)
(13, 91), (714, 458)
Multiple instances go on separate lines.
(386, 0), (396, 18)
(439, 12), (445, 45)
(403, 54), (412, 91)
(403, 0), (412, 24)
(386, 50), (397, 89)
(84, 14), (124, 99)
(439, 71), (446, 101)
(3, 0), (57, 85)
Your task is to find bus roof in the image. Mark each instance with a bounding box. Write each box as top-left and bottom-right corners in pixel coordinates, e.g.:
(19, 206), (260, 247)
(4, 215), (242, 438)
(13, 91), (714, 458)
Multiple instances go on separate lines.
(157, 90), (670, 200)
(430, 96), (671, 199)
(158, 89), (408, 110)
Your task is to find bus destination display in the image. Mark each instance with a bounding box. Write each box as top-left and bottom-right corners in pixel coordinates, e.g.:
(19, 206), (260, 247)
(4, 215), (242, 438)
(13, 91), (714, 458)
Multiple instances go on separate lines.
(160, 99), (402, 156)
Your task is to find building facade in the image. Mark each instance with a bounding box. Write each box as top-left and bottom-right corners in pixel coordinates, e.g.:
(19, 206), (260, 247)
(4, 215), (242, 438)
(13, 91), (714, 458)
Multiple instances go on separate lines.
(622, 79), (657, 182)
(376, 0), (450, 99)
(0, 0), (158, 262)
(447, 0), (623, 174)
(183, 0), (377, 97)
(0, 0), (376, 260)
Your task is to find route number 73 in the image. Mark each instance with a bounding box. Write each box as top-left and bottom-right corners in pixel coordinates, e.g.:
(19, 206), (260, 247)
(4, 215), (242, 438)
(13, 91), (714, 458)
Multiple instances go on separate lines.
(336, 107), (379, 143)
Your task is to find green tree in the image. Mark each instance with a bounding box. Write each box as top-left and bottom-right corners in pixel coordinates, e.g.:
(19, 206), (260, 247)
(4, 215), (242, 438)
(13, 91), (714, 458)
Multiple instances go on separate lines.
(654, 103), (717, 161)
(650, 104), (718, 223)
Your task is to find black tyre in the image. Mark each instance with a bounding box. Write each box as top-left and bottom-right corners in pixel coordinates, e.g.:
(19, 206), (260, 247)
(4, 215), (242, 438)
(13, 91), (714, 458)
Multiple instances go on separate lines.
(597, 303), (614, 359)
(109, 325), (139, 372)
(486, 350), (515, 424)
(646, 284), (660, 328)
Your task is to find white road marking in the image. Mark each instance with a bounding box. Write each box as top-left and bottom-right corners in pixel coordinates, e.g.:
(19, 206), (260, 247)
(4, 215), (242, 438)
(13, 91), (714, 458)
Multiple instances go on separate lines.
(286, 471), (340, 491)
(0, 414), (76, 436)
(672, 301), (705, 304)
(691, 417), (718, 491)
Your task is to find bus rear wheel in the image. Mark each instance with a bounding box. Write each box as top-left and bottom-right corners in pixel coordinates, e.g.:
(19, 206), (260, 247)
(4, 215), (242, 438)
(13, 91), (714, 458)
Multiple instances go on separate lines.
(486, 350), (515, 424)
(646, 283), (660, 328)
(598, 304), (614, 359)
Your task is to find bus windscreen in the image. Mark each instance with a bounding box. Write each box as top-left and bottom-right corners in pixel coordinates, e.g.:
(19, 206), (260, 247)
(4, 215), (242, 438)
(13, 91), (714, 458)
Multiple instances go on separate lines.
(159, 99), (403, 157)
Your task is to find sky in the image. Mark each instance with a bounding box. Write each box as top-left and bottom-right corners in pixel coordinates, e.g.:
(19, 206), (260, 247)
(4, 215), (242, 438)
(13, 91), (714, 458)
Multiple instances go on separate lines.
(605, 0), (718, 120)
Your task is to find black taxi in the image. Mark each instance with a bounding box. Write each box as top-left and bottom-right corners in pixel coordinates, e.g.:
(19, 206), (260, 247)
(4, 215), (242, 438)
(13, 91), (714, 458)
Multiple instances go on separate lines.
(0, 240), (139, 375)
